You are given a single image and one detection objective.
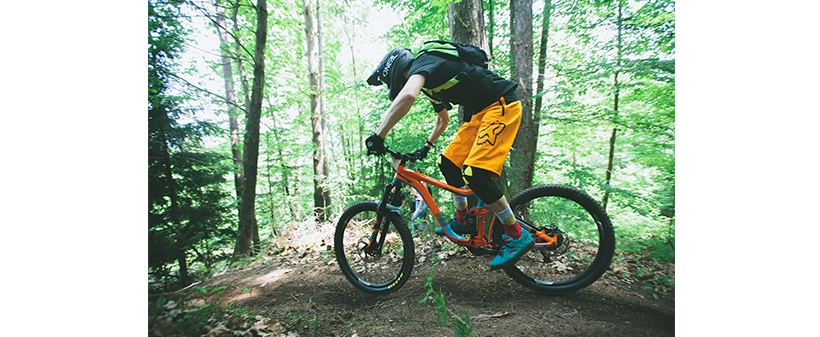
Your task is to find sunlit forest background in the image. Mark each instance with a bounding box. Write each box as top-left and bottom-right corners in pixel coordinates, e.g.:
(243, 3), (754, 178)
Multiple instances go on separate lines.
(148, 0), (675, 287)
(4, 0), (820, 334)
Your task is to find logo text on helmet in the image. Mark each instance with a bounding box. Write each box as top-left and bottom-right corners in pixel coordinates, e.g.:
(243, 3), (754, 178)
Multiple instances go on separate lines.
(382, 53), (398, 79)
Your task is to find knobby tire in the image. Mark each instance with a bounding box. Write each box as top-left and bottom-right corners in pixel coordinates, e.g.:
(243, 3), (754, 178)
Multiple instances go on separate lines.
(503, 185), (615, 293)
(334, 201), (415, 295)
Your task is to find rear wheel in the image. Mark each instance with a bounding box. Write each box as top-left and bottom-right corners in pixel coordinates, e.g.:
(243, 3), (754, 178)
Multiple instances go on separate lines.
(334, 201), (415, 295)
(504, 185), (615, 293)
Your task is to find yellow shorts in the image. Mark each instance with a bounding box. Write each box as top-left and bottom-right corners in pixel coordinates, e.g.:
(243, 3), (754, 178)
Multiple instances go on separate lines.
(441, 97), (521, 177)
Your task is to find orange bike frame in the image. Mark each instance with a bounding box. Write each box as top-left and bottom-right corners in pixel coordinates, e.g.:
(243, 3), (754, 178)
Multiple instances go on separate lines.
(392, 163), (499, 251)
(391, 162), (558, 250)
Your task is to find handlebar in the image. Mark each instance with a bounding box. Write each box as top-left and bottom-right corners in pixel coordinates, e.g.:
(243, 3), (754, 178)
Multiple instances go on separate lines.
(383, 147), (424, 166)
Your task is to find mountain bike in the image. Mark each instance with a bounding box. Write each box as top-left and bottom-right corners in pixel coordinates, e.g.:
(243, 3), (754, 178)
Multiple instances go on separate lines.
(334, 147), (615, 295)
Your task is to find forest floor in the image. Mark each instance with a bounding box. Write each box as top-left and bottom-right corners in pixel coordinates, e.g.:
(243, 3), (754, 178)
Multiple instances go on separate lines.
(149, 222), (675, 337)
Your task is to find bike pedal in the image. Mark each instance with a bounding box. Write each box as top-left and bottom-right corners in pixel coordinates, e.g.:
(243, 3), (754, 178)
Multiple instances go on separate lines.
(466, 245), (497, 256)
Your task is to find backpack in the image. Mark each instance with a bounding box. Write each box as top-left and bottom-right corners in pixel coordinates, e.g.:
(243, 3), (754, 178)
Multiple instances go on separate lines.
(415, 40), (490, 97)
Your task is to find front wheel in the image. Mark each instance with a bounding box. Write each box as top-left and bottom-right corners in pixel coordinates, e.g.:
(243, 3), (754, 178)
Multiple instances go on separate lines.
(504, 185), (615, 294)
(334, 201), (415, 295)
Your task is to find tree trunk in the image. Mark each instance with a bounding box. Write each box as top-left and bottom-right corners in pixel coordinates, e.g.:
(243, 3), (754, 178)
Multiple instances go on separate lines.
(602, 127), (617, 209)
(177, 252), (189, 286)
(447, 0), (488, 51)
(231, 1), (251, 110)
(602, 0), (623, 210)
(532, 0), (551, 140)
(215, 0), (244, 202)
(508, 0), (534, 197)
(488, 0), (495, 61)
(304, 0), (331, 222)
(448, 0), (488, 125)
(447, 0), (510, 203)
(234, 0), (267, 258)
(317, 0), (331, 220)
(231, 0), (260, 249)
(342, 12), (365, 191)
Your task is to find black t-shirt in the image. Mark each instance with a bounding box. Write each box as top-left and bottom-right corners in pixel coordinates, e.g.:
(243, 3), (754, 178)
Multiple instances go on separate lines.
(408, 53), (518, 121)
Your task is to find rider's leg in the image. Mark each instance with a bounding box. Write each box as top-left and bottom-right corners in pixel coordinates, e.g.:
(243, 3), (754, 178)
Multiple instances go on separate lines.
(438, 155), (470, 223)
(461, 165), (523, 239)
(455, 97), (532, 269)
(434, 155), (475, 235)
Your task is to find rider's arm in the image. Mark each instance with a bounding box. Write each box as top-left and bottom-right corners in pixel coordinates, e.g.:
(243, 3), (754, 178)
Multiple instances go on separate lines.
(375, 73), (426, 138)
(427, 107), (449, 146)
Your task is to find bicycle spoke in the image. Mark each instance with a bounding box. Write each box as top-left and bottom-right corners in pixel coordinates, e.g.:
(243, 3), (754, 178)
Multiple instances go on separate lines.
(335, 201), (414, 294)
(504, 185), (614, 293)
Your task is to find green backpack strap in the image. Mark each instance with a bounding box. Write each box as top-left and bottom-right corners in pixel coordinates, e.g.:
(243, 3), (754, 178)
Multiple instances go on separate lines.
(416, 41), (471, 95)
(416, 40), (459, 59)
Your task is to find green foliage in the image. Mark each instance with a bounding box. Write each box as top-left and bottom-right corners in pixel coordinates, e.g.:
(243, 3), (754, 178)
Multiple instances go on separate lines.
(418, 262), (478, 337)
(149, 286), (260, 336)
(148, 0), (237, 287)
(148, 0), (675, 288)
(376, 0), (450, 48)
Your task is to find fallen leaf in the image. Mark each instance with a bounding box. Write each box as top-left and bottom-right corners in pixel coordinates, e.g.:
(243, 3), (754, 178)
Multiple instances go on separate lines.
(491, 312), (512, 318)
(202, 323), (230, 337)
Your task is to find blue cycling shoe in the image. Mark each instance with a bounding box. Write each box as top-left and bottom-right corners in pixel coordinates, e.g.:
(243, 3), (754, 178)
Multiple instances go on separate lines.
(435, 218), (475, 236)
(489, 229), (534, 270)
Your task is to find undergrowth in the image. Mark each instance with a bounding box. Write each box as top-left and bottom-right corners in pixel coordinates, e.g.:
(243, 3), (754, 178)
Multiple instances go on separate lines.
(418, 260), (480, 337)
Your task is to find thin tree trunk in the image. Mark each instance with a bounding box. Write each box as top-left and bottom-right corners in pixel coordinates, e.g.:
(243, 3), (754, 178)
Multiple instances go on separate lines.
(602, 0), (623, 210)
(304, 0), (330, 222)
(525, 0), (552, 191)
(231, 0), (260, 249)
(232, 1), (251, 110)
(508, 0), (534, 197)
(602, 127), (617, 209)
(342, 12), (365, 192)
(317, 0), (331, 220)
(234, 0), (267, 258)
(532, 0), (551, 159)
(488, 0), (495, 62)
(271, 117), (299, 222)
(215, 0), (244, 202)
(177, 252), (189, 287)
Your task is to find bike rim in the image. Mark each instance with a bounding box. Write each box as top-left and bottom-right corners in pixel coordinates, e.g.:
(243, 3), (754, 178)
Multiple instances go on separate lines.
(510, 193), (611, 289)
(337, 206), (411, 292)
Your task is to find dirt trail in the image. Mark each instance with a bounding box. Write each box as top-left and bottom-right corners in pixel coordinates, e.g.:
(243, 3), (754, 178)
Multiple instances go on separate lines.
(151, 238), (674, 337)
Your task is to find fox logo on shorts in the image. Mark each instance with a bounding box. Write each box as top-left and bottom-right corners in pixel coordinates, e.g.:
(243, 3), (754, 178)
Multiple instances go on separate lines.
(476, 121), (506, 146)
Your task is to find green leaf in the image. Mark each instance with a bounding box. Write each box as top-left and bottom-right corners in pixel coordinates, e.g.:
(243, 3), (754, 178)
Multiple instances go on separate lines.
(156, 295), (166, 309)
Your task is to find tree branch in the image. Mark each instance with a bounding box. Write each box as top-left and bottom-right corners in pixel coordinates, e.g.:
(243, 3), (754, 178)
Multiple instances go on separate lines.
(169, 73), (247, 114)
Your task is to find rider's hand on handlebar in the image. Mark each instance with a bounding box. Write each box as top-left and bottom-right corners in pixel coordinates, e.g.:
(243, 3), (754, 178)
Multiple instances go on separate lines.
(365, 133), (387, 156)
(410, 144), (430, 160)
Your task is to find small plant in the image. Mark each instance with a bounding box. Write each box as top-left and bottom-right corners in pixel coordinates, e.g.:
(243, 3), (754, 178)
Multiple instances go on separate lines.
(418, 262), (478, 337)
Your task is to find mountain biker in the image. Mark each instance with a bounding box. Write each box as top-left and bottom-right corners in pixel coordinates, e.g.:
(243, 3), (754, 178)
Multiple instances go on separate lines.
(364, 43), (534, 270)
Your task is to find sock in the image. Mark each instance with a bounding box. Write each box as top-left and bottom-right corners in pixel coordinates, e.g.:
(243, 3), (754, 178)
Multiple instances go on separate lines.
(494, 206), (522, 239)
(453, 195), (468, 223)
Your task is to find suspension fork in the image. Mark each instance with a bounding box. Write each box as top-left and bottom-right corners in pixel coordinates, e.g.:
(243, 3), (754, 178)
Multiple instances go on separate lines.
(366, 180), (404, 253)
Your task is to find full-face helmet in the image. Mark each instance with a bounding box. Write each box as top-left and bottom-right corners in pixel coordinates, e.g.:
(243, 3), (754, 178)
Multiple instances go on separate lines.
(367, 48), (414, 101)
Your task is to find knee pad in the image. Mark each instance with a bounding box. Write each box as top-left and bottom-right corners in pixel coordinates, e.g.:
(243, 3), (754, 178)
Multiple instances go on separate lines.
(438, 155), (465, 188)
(462, 165), (504, 204)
